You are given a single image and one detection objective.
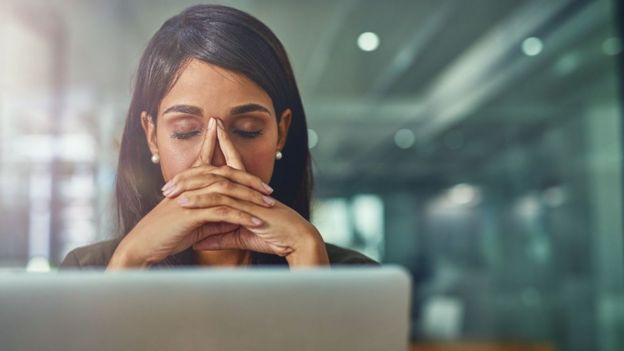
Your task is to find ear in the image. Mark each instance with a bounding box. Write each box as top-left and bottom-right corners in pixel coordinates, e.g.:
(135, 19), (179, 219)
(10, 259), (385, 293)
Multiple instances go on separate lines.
(276, 108), (292, 151)
(140, 111), (159, 156)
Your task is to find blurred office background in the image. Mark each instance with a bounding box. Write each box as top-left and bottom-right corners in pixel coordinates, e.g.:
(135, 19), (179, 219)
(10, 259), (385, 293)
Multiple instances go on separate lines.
(1, 0), (623, 350)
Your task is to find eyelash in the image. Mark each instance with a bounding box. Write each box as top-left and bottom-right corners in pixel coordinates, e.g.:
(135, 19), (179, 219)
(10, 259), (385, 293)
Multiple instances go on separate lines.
(172, 130), (201, 140)
(236, 130), (263, 139)
(171, 129), (263, 140)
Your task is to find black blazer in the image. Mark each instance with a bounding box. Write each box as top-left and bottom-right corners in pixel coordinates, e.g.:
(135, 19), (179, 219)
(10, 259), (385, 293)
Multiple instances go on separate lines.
(61, 238), (379, 269)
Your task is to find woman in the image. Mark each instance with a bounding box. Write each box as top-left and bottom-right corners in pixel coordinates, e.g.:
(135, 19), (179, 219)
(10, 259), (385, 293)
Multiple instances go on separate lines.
(61, 4), (376, 269)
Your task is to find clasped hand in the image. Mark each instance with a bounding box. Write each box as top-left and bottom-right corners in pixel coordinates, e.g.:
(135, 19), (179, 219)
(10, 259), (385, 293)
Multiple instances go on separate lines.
(109, 117), (328, 269)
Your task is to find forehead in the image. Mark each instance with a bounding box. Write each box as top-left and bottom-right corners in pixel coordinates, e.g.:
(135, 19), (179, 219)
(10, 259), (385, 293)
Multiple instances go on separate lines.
(159, 58), (273, 115)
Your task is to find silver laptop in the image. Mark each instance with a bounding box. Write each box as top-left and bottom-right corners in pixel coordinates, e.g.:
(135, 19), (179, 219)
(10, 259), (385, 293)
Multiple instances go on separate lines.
(0, 266), (411, 351)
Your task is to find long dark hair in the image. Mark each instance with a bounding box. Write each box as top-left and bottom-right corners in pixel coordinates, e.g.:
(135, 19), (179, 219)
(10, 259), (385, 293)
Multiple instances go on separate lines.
(115, 4), (312, 238)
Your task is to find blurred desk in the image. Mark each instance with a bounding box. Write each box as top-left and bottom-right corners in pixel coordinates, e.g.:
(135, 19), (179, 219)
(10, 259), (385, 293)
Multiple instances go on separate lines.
(411, 343), (554, 351)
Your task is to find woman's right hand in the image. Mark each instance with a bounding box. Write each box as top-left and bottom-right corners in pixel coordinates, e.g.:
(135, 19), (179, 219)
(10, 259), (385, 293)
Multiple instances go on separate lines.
(107, 166), (273, 269)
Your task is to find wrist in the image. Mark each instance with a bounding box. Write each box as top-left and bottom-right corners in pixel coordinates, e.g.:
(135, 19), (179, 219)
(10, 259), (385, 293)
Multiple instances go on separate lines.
(286, 227), (329, 268)
(106, 238), (151, 271)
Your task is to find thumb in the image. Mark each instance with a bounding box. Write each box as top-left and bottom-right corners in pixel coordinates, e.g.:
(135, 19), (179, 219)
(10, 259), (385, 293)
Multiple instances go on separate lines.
(193, 230), (247, 251)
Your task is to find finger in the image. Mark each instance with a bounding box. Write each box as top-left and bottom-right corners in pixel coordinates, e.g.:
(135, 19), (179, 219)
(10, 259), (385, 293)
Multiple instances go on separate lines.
(216, 119), (246, 171)
(192, 231), (246, 251)
(163, 170), (221, 198)
(191, 205), (264, 229)
(177, 184), (275, 209)
(192, 117), (217, 167)
(162, 165), (273, 197)
(192, 230), (259, 251)
(199, 221), (240, 237)
(193, 230), (292, 255)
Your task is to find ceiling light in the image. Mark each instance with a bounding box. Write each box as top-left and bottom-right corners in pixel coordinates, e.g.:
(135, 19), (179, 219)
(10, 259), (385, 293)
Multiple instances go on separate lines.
(308, 129), (318, 149)
(449, 184), (480, 206)
(394, 128), (415, 149)
(357, 32), (380, 52)
(522, 37), (543, 56)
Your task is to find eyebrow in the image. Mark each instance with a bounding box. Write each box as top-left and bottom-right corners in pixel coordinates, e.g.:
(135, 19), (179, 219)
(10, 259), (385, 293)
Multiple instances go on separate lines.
(162, 103), (271, 117)
(230, 103), (271, 115)
(162, 104), (203, 117)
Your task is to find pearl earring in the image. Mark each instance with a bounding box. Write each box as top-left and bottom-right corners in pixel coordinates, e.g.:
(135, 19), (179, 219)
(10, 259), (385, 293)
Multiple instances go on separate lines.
(275, 151), (283, 160)
(151, 153), (160, 164)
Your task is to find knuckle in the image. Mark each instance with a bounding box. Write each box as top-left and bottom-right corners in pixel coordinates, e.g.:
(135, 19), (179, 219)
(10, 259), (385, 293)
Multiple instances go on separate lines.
(174, 179), (186, 189)
(257, 193), (268, 204)
(208, 193), (225, 204)
(172, 173), (184, 183)
(183, 195), (196, 206)
(194, 193), (208, 205)
(214, 206), (231, 216)
(209, 180), (224, 191)
(204, 173), (219, 184)
(253, 190), (262, 200)
(217, 180), (233, 191)
(244, 173), (262, 187)
(238, 210), (249, 221)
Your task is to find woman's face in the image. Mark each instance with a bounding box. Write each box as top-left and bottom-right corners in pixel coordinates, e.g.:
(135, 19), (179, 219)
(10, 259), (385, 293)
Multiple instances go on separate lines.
(141, 59), (292, 183)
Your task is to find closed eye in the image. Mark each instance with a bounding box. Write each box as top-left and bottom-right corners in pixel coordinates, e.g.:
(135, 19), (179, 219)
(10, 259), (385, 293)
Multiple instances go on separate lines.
(172, 130), (201, 140)
(235, 129), (263, 139)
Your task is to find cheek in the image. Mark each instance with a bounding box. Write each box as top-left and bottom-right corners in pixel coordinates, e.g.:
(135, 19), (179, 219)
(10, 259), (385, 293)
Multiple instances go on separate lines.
(157, 135), (200, 181)
(238, 140), (276, 183)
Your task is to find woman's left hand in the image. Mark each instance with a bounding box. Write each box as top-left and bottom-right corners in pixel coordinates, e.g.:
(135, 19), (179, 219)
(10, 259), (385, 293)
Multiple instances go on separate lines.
(192, 196), (328, 267)
(165, 119), (329, 267)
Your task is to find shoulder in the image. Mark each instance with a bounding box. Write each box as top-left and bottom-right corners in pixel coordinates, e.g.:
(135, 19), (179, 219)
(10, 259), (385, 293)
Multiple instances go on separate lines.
(253, 243), (379, 266)
(60, 238), (122, 269)
(60, 240), (379, 268)
(325, 243), (380, 266)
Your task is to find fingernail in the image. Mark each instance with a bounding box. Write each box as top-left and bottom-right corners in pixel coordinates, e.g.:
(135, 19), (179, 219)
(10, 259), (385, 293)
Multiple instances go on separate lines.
(208, 118), (216, 130)
(262, 183), (274, 194)
(251, 216), (263, 226)
(262, 196), (275, 206)
(161, 181), (173, 192)
(216, 119), (224, 129)
(177, 197), (189, 206)
(163, 185), (176, 196)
